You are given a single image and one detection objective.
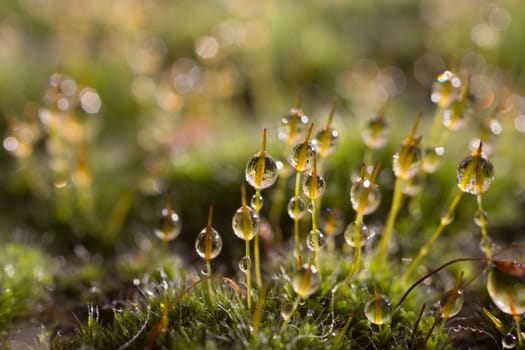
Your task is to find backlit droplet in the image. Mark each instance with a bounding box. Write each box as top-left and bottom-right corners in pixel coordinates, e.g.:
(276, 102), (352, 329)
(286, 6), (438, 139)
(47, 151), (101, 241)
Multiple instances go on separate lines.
(250, 193), (264, 210)
(303, 174), (326, 200)
(393, 144), (423, 180)
(502, 331), (517, 349)
(278, 108), (309, 145)
(288, 143), (316, 172)
(422, 147), (445, 174)
(362, 117), (389, 150)
(292, 264), (321, 298)
(320, 208), (345, 237)
(154, 208), (182, 241)
(474, 210), (487, 227)
(239, 256), (252, 273)
(245, 155), (279, 190)
(431, 70), (462, 108)
(487, 261), (525, 315)
(306, 229), (326, 251)
(399, 177), (422, 197)
(364, 294), (393, 325)
(457, 149), (495, 195)
(442, 101), (468, 131)
(195, 227), (223, 261)
(344, 221), (370, 248)
(232, 206), (260, 241)
(281, 302), (296, 321)
(350, 181), (381, 215)
(313, 127), (339, 157)
(438, 289), (464, 318)
(287, 197), (307, 219)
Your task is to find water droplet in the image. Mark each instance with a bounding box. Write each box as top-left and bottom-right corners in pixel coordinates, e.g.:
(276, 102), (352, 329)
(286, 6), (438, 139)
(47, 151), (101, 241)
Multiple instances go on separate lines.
(320, 208), (345, 237)
(306, 229), (326, 252)
(474, 210), (488, 227)
(288, 143), (316, 172)
(502, 331), (517, 349)
(245, 154), (279, 190)
(440, 210), (454, 226)
(303, 174), (326, 200)
(250, 193), (264, 210)
(278, 108), (310, 145)
(364, 294), (393, 325)
(306, 309), (314, 317)
(239, 256), (252, 273)
(232, 206), (260, 241)
(307, 202), (314, 213)
(200, 268), (210, 276)
(344, 221), (370, 248)
(393, 144), (423, 181)
(479, 237), (495, 256)
(438, 289), (464, 318)
(399, 177), (422, 197)
(431, 70), (462, 108)
(457, 153), (495, 194)
(281, 302), (296, 321)
(154, 208), (182, 241)
(195, 227), (223, 260)
(487, 261), (525, 315)
(298, 299), (306, 306)
(287, 197), (307, 219)
(362, 117), (389, 150)
(442, 101), (468, 131)
(313, 127), (339, 157)
(350, 181), (381, 215)
(292, 264), (321, 298)
(422, 147), (445, 173)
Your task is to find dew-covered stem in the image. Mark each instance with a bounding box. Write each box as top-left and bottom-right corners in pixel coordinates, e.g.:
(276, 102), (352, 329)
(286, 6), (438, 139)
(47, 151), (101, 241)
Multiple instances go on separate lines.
(402, 191), (464, 284)
(310, 199), (321, 273)
(376, 177), (403, 267)
(254, 188), (263, 288)
(293, 172), (302, 259)
(476, 195), (492, 262)
(279, 296), (301, 333)
(244, 239), (252, 309)
(343, 212), (364, 287)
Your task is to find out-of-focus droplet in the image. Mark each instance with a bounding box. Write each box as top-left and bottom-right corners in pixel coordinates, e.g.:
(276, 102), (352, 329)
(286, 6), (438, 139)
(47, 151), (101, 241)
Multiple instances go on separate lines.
(344, 221), (371, 248)
(313, 127), (339, 157)
(306, 229), (325, 251)
(362, 117), (389, 150)
(487, 261), (525, 315)
(364, 294), (393, 325)
(422, 147), (445, 173)
(278, 108), (309, 145)
(431, 70), (462, 108)
(292, 264), (321, 298)
(287, 197), (307, 220)
(320, 208), (345, 237)
(154, 208), (182, 241)
(350, 180), (381, 215)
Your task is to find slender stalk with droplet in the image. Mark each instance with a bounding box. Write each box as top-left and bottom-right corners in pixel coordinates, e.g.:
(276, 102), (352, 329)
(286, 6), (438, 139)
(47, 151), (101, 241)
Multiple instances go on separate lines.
(477, 195), (492, 262)
(205, 206), (215, 302)
(376, 114), (423, 267)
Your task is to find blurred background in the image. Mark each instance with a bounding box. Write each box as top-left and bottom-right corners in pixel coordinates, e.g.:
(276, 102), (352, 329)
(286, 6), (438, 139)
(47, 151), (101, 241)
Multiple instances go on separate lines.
(1, 0), (524, 267)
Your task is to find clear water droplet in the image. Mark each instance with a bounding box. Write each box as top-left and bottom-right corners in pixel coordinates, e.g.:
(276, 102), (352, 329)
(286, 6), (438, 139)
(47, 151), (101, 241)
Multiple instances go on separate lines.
(195, 227), (223, 260)
(239, 256), (252, 273)
(350, 181), (381, 215)
(250, 193), (264, 210)
(393, 144), (423, 181)
(457, 153), (495, 195)
(287, 197), (307, 219)
(313, 127), (339, 157)
(422, 146), (445, 173)
(298, 299), (306, 306)
(200, 268), (210, 276)
(502, 331), (517, 349)
(232, 206), (260, 241)
(245, 155), (279, 190)
(442, 100), (468, 131)
(344, 221), (370, 248)
(303, 174), (326, 200)
(154, 208), (182, 241)
(474, 210), (488, 227)
(364, 294), (393, 325)
(431, 70), (462, 108)
(320, 208), (345, 237)
(306, 229), (326, 251)
(278, 108), (309, 145)
(487, 262), (525, 315)
(281, 302), (296, 321)
(292, 264), (321, 298)
(439, 289), (464, 318)
(288, 143), (316, 172)
(362, 117), (389, 150)
(307, 201), (314, 213)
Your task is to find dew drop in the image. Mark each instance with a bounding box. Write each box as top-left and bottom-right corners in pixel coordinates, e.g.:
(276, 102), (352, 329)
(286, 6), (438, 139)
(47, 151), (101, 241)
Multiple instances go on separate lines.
(440, 209), (454, 226)
(350, 181), (381, 215)
(502, 331), (517, 349)
(239, 256), (252, 273)
(364, 294), (393, 325)
(200, 268), (210, 276)
(306, 229), (326, 252)
(487, 261), (525, 315)
(232, 206), (260, 241)
(457, 153), (495, 194)
(298, 299), (306, 306)
(250, 193), (264, 210)
(153, 208), (182, 241)
(362, 117), (389, 150)
(422, 146), (445, 173)
(292, 264), (321, 299)
(307, 201), (314, 213)
(431, 70), (462, 108)
(287, 197), (307, 219)
(306, 309), (314, 317)
(438, 289), (464, 318)
(399, 177), (422, 197)
(278, 108), (309, 145)
(313, 127), (339, 157)
(344, 221), (370, 248)
(474, 210), (488, 227)
(245, 154), (279, 190)
(320, 208), (345, 237)
(303, 174), (326, 200)
(281, 302), (296, 321)
(442, 101), (468, 131)
(393, 144), (423, 181)
(195, 227), (223, 260)
(288, 143), (316, 172)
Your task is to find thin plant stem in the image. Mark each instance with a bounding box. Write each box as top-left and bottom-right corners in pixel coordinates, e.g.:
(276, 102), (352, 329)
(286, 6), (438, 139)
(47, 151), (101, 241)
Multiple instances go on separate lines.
(376, 177), (403, 266)
(343, 212), (364, 287)
(476, 195), (492, 262)
(245, 239), (252, 309)
(515, 314), (523, 346)
(293, 172), (302, 259)
(279, 296), (301, 333)
(310, 199), (321, 273)
(254, 188), (263, 287)
(402, 191), (464, 285)
(206, 260), (214, 303)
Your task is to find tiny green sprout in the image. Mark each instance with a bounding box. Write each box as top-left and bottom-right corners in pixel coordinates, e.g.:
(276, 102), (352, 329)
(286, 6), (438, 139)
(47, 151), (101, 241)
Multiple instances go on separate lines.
(313, 99), (339, 158)
(362, 100), (390, 151)
(278, 97), (310, 146)
(457, 141), (495, 195)
(443, 75), (470, 131)
(431, 69), (462, 108)
(392, 113), (423, 181)
(153, 199), (182, 243)
(364, 291), (393, 326)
